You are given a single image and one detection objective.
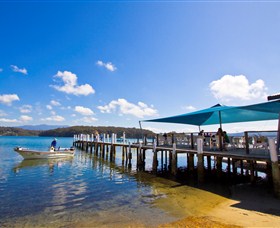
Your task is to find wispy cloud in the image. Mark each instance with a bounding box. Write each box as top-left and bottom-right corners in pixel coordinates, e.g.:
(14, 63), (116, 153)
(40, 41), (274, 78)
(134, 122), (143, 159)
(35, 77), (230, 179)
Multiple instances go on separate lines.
(77, 117), (98, 123)
(74, 106), (94, 116)
(98, 98), (158, 118)
(209, 75), (267, 102)
(51, 71), (95, 96)
(96, 60), (117, 72)
(41, 115), (65, 122)
(19, 105), (32, 113)
(0, 68), (3, 72)
(10, 65), (28, 75)
(181, 105), (196, 112)
(46, 105), (52, 110)
(0, 118), (18, 123)
(19, 115), (33, 122)
(0, 94), (20, 106)
(50, 100), (61, 106)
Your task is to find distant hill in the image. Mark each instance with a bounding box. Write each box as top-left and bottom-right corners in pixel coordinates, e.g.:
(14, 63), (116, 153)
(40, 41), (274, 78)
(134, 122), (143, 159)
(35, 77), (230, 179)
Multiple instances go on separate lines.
(39, 126), (155, 138)
(18, 124), (69, 131)
(0, 125), (155, 138)
(0, 127), (40, 136)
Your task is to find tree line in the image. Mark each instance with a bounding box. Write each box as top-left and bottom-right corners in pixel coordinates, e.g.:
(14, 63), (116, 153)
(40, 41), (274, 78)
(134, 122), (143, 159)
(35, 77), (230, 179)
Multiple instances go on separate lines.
(0, 126), (155, 138)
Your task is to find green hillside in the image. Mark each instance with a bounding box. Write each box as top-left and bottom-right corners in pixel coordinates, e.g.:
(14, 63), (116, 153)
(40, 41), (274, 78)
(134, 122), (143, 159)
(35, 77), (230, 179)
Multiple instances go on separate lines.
(0, 126), (155, 138)
(0, 127), (40, 136)
(38, 126), (155, 138)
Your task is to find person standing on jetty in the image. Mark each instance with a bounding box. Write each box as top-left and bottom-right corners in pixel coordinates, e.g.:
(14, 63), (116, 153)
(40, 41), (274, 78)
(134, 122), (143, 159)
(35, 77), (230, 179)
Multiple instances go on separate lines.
(216, 128), (230, 150)
(216, 128), (223, 150)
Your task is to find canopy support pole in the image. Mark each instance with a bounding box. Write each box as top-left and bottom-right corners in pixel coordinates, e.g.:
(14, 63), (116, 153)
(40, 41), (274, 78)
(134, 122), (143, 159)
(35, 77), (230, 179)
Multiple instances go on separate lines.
(218, 111), (222, 130)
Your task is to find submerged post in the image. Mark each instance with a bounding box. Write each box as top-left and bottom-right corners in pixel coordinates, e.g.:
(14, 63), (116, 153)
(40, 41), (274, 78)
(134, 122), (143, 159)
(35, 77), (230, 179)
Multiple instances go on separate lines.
(268, 138), (280, 198)
(128, 142), (132, 169)
(152, 140), (158, 173)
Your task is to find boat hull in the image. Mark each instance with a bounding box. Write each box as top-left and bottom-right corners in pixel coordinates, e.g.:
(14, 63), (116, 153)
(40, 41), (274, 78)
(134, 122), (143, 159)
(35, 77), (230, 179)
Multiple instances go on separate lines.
(14, 147), (75, 159)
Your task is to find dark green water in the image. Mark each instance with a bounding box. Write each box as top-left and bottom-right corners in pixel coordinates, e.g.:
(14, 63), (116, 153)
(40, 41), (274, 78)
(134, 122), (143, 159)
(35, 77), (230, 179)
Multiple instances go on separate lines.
(0, 136), (177, 227)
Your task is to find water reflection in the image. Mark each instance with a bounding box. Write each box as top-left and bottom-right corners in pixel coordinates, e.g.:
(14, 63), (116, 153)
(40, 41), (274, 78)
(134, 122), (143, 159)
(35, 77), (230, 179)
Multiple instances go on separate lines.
(1, 139), (175, 227)
(13, 157), (73, 173)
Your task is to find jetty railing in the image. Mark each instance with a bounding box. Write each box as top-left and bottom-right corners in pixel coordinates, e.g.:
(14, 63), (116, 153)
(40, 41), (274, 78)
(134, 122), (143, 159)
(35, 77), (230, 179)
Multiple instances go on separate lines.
(73, 130), (280, 198)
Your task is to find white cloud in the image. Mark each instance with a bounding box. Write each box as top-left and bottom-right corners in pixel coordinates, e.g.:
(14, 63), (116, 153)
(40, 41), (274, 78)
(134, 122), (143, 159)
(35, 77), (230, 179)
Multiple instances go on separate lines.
(19, 105), (32, 113)
(60, 106), (71, 110)
(182, 105), (196, 112)
(41, 115), (65, 122)
(96, 60), (117, 72)
(0, 94), (20, 106)
(78, 117), (98, 123)
(74, 106), (94, 116)
(97, 98), (158, 118)
(19, 115), (33, 122)
(50, 111), (56, 115)
(50, 100), (61, 106)
(51, 71), (95, 96)
(0, 118), (18, 123)
(209, 75), (267, 102)
(10, 65), (28, 75)
(46, 105), (52, 110)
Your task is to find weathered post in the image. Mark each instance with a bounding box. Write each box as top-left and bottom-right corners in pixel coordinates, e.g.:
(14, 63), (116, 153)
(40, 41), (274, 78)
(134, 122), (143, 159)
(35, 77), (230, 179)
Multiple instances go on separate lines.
(245, 131), (250, 154)
(249, 160), (255, 183)
(191, 133), (194, 149)
(188, 154), (194, 173)
(110, 133), (114, 161)
(86, 134), (89, 152)
(128, 142), (132, 169)
(216, 156), (223, 179)
(268, 138), (280, 198)
(171, 143), (177, 175)
(197, 135), (204, 183)
(152, 140), (158, 173)
(156, 134), (159, 146)
(137, 142), (143, 169)
(73, 134), (76, 146)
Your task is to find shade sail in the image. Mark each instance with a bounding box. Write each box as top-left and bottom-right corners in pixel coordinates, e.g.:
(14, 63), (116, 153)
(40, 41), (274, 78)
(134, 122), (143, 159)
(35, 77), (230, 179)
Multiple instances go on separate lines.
(144, 100), (280, 126)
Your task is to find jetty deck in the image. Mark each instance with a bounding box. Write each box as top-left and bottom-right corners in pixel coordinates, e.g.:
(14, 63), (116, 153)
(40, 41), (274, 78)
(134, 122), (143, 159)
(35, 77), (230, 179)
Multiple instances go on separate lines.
(73, 131), (280, 186)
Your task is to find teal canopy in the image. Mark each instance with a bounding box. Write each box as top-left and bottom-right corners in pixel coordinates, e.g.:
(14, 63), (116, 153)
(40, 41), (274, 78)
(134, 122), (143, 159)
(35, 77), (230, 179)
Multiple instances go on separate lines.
(145, 100), (280, 126)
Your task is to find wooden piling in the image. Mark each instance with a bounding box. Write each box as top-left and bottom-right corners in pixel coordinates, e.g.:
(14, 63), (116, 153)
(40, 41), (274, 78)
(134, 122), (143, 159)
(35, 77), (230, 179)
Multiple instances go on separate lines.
(188, 154), (194, 173)
(268, 138), (280, 198)
(171, 143), (177, 175)
(216, 156), (223, 179)
(152, 142), (158, 173)
(196, 136), (204, 183)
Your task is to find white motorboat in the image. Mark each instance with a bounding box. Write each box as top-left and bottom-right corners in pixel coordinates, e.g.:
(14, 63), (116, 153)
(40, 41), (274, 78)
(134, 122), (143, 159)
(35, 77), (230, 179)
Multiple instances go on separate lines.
(14, 146), (75, 159)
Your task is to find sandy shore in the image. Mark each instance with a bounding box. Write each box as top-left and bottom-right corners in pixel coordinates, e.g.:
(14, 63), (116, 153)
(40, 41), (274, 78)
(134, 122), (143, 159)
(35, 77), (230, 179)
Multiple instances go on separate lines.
(6, 173), (279, 228)
(148, 175), (280, 227)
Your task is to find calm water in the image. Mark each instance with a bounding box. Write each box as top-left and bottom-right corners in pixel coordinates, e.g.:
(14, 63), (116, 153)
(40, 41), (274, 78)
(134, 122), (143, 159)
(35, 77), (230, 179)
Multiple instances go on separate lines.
(0, 136), (177, 227)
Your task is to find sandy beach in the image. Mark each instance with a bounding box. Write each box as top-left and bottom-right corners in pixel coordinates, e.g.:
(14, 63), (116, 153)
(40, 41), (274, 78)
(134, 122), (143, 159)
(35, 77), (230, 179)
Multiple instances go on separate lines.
(25, 175), (280, 228)
(150, 175), (280, 227)
(70, 173), (280, 228)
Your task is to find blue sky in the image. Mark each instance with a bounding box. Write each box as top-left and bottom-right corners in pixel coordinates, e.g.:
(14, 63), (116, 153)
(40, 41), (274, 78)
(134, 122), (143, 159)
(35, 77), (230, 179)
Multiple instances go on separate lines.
(0, 1), (280, 133)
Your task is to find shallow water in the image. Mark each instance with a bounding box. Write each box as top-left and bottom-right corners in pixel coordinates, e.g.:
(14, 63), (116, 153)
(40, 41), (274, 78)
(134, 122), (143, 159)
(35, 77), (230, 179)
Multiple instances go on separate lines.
(0, 136), (178, 227)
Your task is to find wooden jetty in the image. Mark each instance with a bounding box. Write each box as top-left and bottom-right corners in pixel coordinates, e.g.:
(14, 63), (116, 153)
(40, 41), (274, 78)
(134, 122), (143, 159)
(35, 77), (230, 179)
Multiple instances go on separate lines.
(73, 131), (280, 197)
